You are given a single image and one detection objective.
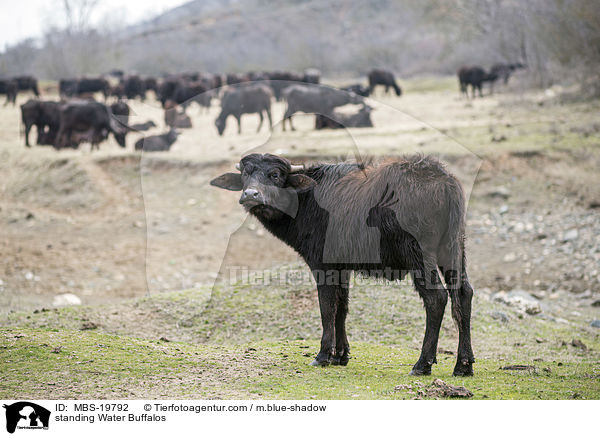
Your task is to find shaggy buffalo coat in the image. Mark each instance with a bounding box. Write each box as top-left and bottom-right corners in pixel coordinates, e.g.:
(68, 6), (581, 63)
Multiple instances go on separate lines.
(211, 153), (475, 377)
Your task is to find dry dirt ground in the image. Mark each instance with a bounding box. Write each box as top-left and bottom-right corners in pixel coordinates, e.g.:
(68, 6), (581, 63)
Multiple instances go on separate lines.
(1, 76), (599, 329)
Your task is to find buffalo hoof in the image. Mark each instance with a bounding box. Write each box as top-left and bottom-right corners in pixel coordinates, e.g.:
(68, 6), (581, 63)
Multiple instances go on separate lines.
(452, 361), (474, 377)
(331, 351), (350, 366)
(310, 359), (329, 367)
(452, 357), (475, 377)
(408, 367), (431, 376)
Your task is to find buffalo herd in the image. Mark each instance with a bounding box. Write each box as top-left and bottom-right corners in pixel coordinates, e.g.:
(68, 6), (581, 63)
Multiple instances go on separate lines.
(6, 63), (525, 151)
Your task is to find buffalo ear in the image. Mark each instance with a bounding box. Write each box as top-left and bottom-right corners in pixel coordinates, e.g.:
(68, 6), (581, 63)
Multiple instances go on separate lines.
(286, 174), (316, 193)
(210, 173), (243, 191)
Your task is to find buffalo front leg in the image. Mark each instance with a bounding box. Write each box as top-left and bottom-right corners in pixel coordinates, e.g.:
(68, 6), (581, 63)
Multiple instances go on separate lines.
(266, 108), (273, 131)
(311, 282), (338, 367)
(332, 281), (350, 366)
(236, 115), (242, 134)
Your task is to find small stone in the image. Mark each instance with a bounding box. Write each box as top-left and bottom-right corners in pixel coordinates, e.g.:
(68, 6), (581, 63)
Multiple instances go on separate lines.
(52, 293), (82, 307)
(490, 311), (509, 323)
(503, 252), (517, 263)
(590, 320), (600, 328)
(498, 205), (509, 215)
(562, 229), (579, 242)
(80, 321), (99, 330)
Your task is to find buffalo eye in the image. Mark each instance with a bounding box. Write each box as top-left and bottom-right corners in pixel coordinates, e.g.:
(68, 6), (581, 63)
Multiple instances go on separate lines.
(269, 171), (281, 181)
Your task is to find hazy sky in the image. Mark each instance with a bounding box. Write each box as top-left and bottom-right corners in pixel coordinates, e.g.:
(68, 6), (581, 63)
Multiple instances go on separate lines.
(0, 0), (189, 49)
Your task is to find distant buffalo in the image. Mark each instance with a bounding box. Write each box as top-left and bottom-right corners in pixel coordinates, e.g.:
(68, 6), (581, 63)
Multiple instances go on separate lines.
(20, 99), (62, 146)
(282, 85), (363, 131)
(135, 129), (179, 152)
(56, 101), (128, 150)
(368, 69), (402, 96)
(121, 75), (146, 100)
(130, 120), (157, 131)
(315, 105), (374, 129)
(458, 66), (498, 98)
(0, 79), (18, 106)
(215, 84), (273, 136)
(489, 62), (526, 91)
(59, 77), (109, 98)
(13, 76), (40, 97)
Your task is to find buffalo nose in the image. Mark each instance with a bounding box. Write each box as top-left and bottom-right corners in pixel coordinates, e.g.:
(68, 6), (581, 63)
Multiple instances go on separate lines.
(240, 188), (262, 204)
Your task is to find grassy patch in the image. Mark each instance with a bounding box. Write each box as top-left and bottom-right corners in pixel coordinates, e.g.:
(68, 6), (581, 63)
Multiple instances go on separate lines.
(2, 263), (599, 399)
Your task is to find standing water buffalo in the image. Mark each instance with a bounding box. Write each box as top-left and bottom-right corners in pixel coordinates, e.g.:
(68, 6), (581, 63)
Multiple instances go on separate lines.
(281, 85), (363, 131)
(0, 79), (18, 105)
(20, 100), (62, 146)
(458, 66), (498, 98)
(488, 62), (526, 92)
(55, 101), (128, 150)
(13, 76), (40, 97)
(368, 69), (402, 96)
(210, 153), (475, 376)
(215, 84), (273, 136)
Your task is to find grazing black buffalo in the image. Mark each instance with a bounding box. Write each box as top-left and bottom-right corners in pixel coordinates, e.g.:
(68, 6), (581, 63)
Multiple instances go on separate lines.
(211, 153), (475, 377)
(457, 66), (498, 98)
(368, 69), (402, 96)
(157, 77), (181, 108)
(215, 84), (273, 136)
(0, 79), (18, 105)
(20, 99), (62, 146)
(340, 84), (370, 97)
(56, 101), (128, 150)
(121, 75), (146, 100)
(315, 105), (374, 129)
(130, 120), (157, 131)
(59, 79), (79, 97)
(281, 85), (363, 131)
(76, 77), (110, 98)
(172, 81), (208, 108)
(134, 129), (179, 152)
(489, 62), (526, 90)
(13, 76), (40, 97)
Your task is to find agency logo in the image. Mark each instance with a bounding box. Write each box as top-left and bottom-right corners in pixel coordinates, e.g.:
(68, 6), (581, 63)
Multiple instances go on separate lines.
(2, 402), (50, 434)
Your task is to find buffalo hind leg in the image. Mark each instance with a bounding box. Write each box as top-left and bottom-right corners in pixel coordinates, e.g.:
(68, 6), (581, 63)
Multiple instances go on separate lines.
(257, 111), (264, 133)
(410, 257), (447, 376)
(266, 107), (273, 131)
(453, 274), (475, 376)
(331, 272), (351, 366)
